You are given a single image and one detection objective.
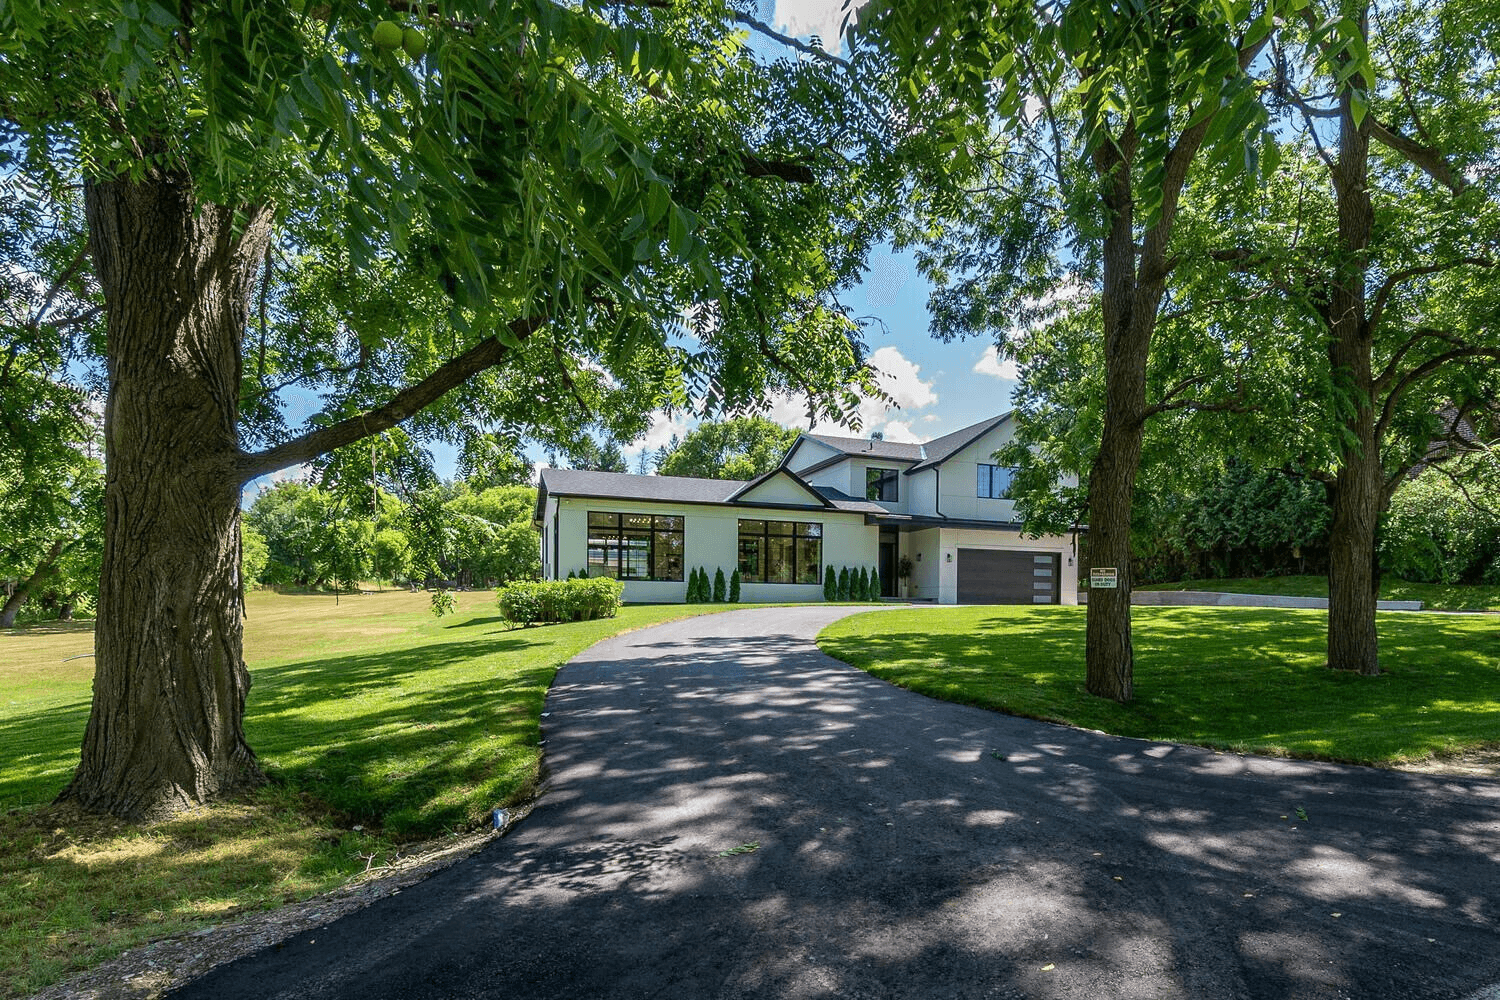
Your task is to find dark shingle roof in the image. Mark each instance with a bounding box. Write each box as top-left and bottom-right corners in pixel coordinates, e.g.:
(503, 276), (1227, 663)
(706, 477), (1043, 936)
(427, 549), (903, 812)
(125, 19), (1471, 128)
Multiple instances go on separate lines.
(535, 467), (885, 519)
(793, 413), (1013, 475)
(907, 413), (1013, 473)
(540, 468), (745, 504)
(808, 486), (888, 514)
(802, 434), (925, 462)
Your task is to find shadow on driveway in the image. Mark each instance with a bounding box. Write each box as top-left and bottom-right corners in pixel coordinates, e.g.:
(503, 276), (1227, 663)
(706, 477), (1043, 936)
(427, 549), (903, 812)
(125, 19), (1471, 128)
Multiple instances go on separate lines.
(173, 606), (1500, 1000)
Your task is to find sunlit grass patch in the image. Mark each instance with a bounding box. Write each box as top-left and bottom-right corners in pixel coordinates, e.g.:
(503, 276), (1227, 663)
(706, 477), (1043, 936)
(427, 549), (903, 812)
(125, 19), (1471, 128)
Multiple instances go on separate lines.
(0, 589), (736, 997)
(818, 605), (1500, 765)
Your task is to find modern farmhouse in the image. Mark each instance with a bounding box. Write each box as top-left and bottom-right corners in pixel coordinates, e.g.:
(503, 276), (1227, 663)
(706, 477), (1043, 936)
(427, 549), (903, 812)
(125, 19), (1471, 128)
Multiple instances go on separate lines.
(534, 413), (1079, 605)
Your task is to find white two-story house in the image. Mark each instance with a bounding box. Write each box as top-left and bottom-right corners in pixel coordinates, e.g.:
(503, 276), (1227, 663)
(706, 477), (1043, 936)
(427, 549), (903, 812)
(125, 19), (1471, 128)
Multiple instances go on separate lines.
(534, 413), (1079, 605)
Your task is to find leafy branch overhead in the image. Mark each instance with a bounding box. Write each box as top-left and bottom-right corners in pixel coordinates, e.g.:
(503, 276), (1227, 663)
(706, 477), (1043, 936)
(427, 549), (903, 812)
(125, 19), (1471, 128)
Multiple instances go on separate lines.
(2, 0), (893, 475)
(0, 0), (913, 820)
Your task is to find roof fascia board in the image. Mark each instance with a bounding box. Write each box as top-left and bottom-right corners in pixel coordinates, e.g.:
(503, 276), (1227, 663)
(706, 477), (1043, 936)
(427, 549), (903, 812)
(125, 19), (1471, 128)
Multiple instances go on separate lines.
(727, 466), (836, 508)
(547, 491), (855, 516)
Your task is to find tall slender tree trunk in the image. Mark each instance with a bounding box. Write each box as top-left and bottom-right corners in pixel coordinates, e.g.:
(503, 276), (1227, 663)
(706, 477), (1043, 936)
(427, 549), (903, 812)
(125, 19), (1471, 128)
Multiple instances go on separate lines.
(0, 538), (67, 628)
(1323, 17), (1381, 676)
(59, 170), (275, 819)
(1085, 138), (1150, 703)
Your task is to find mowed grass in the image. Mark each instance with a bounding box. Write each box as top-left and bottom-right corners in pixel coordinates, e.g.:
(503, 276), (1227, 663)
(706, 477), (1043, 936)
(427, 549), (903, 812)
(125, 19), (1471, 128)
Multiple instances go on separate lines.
(1136, 574), (1500, 612)
(0, 589), (731, 997)
(818, 605), (1500, 764)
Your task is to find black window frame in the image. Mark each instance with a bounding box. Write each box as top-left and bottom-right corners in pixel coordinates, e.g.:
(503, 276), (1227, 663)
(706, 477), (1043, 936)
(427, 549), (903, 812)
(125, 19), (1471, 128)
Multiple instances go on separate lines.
(866, 466), (900, 502)
(586, 511), (685, 581)
(977, 463), (1017, 500)
(737, 519), (822, 585)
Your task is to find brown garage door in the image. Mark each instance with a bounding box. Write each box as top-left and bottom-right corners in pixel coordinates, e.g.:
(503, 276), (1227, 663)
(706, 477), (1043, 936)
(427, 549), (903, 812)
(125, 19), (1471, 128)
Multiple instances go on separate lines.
(957, 549), (1060, 605)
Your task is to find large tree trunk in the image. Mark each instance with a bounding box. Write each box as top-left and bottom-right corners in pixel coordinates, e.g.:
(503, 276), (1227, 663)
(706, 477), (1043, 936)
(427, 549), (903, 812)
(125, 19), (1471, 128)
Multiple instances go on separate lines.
(0, 538), (67, 628)
(1084, 136), (1150, 704)
(1326, 445), (1382, 673)
(59, 170), (275, 819)
(1323, 28), (1381, 676)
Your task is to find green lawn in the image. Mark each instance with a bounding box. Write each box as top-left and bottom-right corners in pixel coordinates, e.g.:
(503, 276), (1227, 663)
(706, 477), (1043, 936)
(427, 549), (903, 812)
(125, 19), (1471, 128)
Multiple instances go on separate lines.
(1135, 574), (1500, 612)
(0, 589), (744, 997)
(818, 605), (1500, 765)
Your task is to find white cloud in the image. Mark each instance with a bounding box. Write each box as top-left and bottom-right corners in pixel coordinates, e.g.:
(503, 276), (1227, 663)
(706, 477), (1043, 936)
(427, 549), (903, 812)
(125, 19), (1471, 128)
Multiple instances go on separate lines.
(973, 345), (1020, 381)
(881, 420), (921, 443)
(870, 345), (937, 409)
(764, 346), (937, 441)
(622, 410), (693, 457)
(773, 0), (864, 50)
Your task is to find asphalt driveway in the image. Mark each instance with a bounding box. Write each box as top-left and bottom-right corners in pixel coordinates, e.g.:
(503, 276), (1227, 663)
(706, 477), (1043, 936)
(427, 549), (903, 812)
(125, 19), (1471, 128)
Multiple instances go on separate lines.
(173, 606), (1500, 999)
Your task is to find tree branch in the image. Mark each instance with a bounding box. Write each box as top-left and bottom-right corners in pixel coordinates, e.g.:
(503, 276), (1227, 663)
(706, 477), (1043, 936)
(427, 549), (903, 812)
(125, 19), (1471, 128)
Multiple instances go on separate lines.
(1141, 393), (1255, 420)
(739, 152), (814, 184)
(1368, 256), (1494, 334)
(237, 315), (547, 483)
(1296, 5), (1468, 195)
(729, 11), (851, 68)
(1376, 344), (1500, 439)
(27, 246), (89, 332)
(1374, 327), (1466, 390)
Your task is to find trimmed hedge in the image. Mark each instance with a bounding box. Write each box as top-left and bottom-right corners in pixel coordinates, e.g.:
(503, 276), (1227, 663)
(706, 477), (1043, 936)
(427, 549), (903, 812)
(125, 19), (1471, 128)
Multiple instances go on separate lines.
(498, 577), (624, 626)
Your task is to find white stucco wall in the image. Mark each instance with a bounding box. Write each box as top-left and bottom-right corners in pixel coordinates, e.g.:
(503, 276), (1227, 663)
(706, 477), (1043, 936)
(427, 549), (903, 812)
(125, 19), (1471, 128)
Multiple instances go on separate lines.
(552, 496), (877, 603)
(736, 473), (821, 506)
(802, 463), (850, 498)
(903, 528), (943, 600)
(934, 422), (1020, 521)
(904, 468), (939, 516)
(936, 527), (1079, 605)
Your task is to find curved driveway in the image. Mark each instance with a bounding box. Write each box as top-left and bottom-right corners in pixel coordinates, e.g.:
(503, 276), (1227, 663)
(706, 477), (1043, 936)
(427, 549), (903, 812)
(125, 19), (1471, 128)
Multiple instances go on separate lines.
(176, 606), (1500, 999)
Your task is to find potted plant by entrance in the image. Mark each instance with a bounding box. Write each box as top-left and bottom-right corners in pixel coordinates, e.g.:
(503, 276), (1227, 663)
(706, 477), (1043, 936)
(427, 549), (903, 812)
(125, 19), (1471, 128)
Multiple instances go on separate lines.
(897, 555), (914, 598)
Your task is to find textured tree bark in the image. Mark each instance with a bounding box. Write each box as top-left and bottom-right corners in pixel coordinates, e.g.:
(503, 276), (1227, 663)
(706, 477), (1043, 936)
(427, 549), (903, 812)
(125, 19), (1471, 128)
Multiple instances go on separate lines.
(1084, 147), (1147, 704)
(60, 171), (274, 819)
(1323, 35), (1381, 676)
(0, 538), (66, 629)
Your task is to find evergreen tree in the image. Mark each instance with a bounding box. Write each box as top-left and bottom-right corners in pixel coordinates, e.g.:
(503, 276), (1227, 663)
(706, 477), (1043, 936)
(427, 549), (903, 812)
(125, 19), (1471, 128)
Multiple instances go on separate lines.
(729, 568), (742, 603)
(869, 568), (882, 601)
(713, 568), (727, 602)
(837, 567), (851, 601)
(823, 565), (838, 601)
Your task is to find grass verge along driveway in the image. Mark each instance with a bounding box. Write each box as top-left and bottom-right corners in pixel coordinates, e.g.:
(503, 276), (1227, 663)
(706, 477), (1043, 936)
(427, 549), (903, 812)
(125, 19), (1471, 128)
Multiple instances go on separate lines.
(817, 605), (1500, 766)
(1135, 574), (1500, 611)
(0, 590), (738, 998)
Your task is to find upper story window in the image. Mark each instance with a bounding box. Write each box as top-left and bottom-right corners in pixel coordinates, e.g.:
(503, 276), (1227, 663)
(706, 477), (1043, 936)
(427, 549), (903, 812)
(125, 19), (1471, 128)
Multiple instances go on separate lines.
(977, 463), (1016, 499)
(866, 467), (899, 502)
(587, 512), (684, 581)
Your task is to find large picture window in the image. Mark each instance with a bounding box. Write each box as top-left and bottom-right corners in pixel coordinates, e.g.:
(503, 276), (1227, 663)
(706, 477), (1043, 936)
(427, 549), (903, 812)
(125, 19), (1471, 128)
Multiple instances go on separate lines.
(866, 467), (899, 502)
(738, 520), (822, 584)
(977, 463), (1016, 499)
(587, 512), (684, 581)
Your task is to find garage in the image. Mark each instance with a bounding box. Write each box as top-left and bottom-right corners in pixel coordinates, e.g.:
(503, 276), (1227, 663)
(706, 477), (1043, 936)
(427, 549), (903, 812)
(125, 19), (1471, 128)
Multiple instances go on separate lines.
(956, 549), (1060, 604)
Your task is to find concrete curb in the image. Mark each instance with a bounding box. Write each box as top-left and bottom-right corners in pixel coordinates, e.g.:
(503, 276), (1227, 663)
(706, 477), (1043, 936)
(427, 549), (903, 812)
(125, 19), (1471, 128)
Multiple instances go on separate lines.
(1086, 589), (1424, 611)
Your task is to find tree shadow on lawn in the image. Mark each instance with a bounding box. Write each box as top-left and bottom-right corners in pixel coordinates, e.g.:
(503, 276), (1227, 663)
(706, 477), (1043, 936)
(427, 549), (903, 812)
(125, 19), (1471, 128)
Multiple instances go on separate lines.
(819, 606), (1500, 764)
(245, 632), (567, 836)
(442, 615), (510, 629)
(176, 620), (1500, 1000)
(0, 700), (91, 810)
(0, 630), (563, 836)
